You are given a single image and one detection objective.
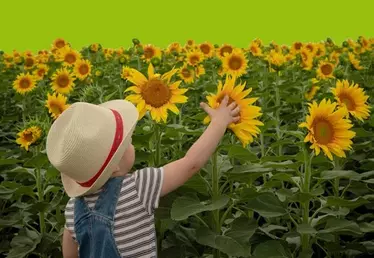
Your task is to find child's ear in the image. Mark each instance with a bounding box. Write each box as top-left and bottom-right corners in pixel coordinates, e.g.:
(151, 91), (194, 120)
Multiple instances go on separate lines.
(112, 165), (120, 173)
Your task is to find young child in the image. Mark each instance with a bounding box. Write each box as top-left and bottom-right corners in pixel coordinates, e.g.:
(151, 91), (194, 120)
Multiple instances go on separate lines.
(46, 96), (240, 258)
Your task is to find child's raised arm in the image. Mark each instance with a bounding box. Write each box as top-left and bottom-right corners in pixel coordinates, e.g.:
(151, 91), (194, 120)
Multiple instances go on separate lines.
(161, 95), (240, 196)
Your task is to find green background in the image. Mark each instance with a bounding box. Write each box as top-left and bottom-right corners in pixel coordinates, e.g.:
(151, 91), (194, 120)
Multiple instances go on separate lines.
(1, 0), (373, 52)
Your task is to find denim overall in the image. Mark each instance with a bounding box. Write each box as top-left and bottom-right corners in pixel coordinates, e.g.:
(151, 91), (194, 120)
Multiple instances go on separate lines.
(74, 177), (124, 258)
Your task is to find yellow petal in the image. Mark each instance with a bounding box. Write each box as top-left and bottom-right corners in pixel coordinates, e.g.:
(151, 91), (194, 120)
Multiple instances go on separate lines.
(170, 95), (188, 104)
(148, 63), (155, 78)
(124, 86), (141, 93)
(167, 103), (179, 114)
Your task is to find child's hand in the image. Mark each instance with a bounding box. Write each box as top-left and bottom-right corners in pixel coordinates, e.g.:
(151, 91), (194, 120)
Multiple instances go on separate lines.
(200, 95), (240, 127)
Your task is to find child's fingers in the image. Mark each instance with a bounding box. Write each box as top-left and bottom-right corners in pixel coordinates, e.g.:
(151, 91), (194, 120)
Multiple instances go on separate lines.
(231, 106), (240, 116)
(232, 116), (240, 123)
(220, 95), (229, 107)
(228, 101), (238, 110)
(200, 102), (214, 116)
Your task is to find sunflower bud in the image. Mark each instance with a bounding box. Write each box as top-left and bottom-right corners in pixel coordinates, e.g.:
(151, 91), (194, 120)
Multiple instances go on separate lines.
(334, 69), (344, 79)
(0, 50), (4, 55)
(339, 55), (347, 65)
(214, 44), (219, 48)
(151, 57), (161, 66)
(124, 49), (132, 55)
(95, 70), (103, 77)
(132, 38), (140, 45)
(342, 41), (349, 48)
(136, 47), (144, 55)
(326, 38), (333, 44)
(119, 57), (127, 64)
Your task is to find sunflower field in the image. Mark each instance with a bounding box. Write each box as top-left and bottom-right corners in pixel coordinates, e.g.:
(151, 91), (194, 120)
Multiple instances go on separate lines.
(0, 37), (374, 258)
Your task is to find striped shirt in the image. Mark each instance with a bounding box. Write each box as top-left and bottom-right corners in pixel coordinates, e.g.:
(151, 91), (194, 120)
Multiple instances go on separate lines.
(65, 167), (164, 258)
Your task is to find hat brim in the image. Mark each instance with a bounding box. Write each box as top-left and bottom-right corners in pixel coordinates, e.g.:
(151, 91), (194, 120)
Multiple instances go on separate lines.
(61, 100), (139, 197)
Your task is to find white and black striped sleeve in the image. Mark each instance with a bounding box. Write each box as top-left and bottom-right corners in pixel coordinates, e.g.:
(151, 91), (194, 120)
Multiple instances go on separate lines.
(134, 167), (164, 214)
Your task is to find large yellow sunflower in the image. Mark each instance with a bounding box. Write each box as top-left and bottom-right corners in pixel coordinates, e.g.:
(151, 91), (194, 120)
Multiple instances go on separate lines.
(50, 68), (75, 94)
(23, 55), (36, 70)
(316, 60), (335, 80)
(348, 53), (363, 70)
(299, 99), (355, 160)
(45, 92), (70, 119)
(222, 49), (248, 78)
(291, 42), (303, 54)
(217, 44), (234, 59)
(142, 44), (161, 61)
(52, 38), (68, 50)
(203, 76), (263, 146)
(267, 49), (286, 67)
(315, 43), (326, 58)
(179, 64), (195, 84)
(186, 50), (204, 66)
(332, 80), (370, 121)
(167, 42), (182, 54)
(56, 46), (81, 66)
(16, 126), (42, 151)
(199, 42), (215, 57)
(249, 41), (263, 57)
(329, 51), (340, 64)
(74, 59), (92, 80)
(33, 64), (49, 80)
(13, 73), (37, 95)
(125, 64), (188, 123)
(195, 64), (206, 78)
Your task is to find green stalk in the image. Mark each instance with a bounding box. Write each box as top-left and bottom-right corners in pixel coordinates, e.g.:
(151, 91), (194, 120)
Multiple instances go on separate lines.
(154, 124), (161, 167)
(333, 158), (341, 197)
(301, 149), (313, 251)
(275, 83), (282, 156)
(36, 167), (46, 235)
(211, 151), (220, 258)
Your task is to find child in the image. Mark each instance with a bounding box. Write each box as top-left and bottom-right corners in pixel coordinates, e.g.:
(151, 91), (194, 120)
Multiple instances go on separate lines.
(46, 96), (240, 258)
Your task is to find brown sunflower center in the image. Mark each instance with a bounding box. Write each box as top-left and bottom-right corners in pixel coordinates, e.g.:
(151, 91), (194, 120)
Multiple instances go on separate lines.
(189, 55), (200, 65)
(220, 46), (233, 57)
(38, 69), (46, 77)
(251, 46), (258, 53)
(200, 44), (211, 54)
(65, 53), (77, 64)
(141, 78), (171, 108)
(313, 119), (334, 145)
(144, 48), (155, 59)
(181, 68), (191, 78)
(50, 102), (63, 114)
(306, 44), (314, 52)
(24, 57), (34, 67)
(294, 42), (302, 50)
(187, 40), (194, 46)
(321, 64), (333, 75)
(228, 56), (243, 70)
(23, 131), (33, 142)
(55, 40), (66, 49)
(20, 78), (31, 89)
(339, 94), (356, 111)
(57, 74), (70, 88)
(78, 64), (89, 75)
(217, 95), (235, 106)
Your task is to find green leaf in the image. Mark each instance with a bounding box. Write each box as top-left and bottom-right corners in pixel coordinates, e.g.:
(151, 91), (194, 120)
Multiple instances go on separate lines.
(0, 159), (22, 166)
(227, 165), (272, 183)
(246, 193), (287, 218)
(320, 170), (360, 180)
(253, 240), (291, 258)
(270, 173), (294, 183)
(227, 145), (258, 162)
(352, 128), (374, 138)
(283, 130), (305, 141)
(263, 160), (301, 170)
(24, 153), (48, 168)
(225, 217), (257, 245)
(8, 229), (41, 258)
(195, 228), (248, 257)
(297, 224), (317, 235)
(181, 174), (208, 196)
(171, 195), (229, 221)
(359, 222), (374, 233)
(326, 197), (369, 209)
(320, 219), (362, 236)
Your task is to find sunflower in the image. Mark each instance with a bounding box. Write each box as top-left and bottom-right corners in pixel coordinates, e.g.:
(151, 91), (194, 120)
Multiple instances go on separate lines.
(13, 73), (37, 94)
(103, 48), (114, 60)
(74, 59), (92, 80)
(267, 49), (286, 67)
(329, 51), (340, 64)
(316, 60), (335, 80)
(33, 64), (49, 80)
(348, 53), (363, 70)
(199, 42), (214, 57)
(50, 68), (75, 94)
(315, 44), (326, 57)
(167, 42), (182, 54)
(305, 85), (320, 101)
(222, 49), (248, 77)
(195, 64), (206, 78)
(24, 55), (36, 70)
(142, 44), (161, 61)
(45, 92), (70, 119)
(332, 80), (370, 121)
(52, 38), (68, 50)
(184, 39), (195, 50)
(291, 42), (303, 54)
(217, 44), (234, 59)
(249, 41), (263, 57)
(90, 43), (100, 52)
(121, 66), (133, 80)
(179, 64), (194, 84)
(186, 50), (204, 66)
(36, 50), (50, 64)
(16, 126), (42, 151)
(56, 46), (81, 66)
(305, 43), (317, 55)
(203, 76), (263, 146)
(359, 36), (371, 51)
(299, 99), (355, 160)
(125, 64), (188, 122)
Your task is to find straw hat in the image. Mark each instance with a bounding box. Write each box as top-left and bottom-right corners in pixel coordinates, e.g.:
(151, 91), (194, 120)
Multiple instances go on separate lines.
(46, 100), (138, 197)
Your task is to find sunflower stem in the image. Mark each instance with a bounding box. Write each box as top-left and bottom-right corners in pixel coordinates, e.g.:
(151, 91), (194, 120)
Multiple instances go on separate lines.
(211, 151), (221, 258)
(333, 158), (342, 197)
(36, 165), (46, 236)
(301, 148), (313, 252)
(275, 79), (282, 156)
(154, 124), (162, 167)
